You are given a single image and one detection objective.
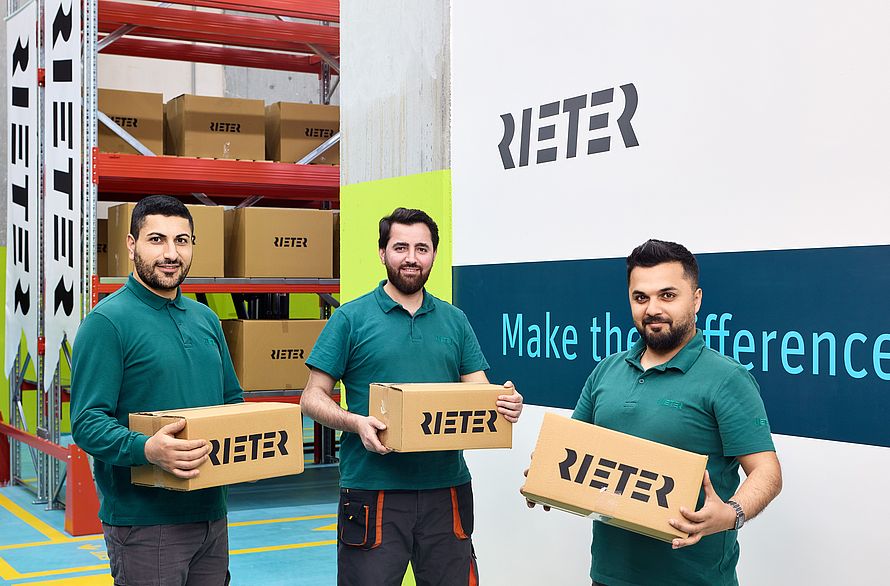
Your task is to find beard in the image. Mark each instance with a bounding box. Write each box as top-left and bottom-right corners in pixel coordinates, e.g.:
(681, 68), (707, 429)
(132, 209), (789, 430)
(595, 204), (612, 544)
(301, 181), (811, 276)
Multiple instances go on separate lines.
(637, 314), (695, 352)
(385, 260), (431, 295)
(133, 250), (190, 292)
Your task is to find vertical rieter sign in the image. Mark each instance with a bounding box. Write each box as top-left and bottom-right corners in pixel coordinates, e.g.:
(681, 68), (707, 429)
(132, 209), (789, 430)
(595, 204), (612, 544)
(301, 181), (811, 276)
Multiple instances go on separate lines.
(44, 0), (81, 388)
(5, 2), (39, 377)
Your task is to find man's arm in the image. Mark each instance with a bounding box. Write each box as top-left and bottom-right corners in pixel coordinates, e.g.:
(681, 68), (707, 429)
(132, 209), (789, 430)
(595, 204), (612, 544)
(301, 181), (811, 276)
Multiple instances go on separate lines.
(669, 450), (782, 549)
(460, 370), (524, 423)
(301, 367), (391, 454)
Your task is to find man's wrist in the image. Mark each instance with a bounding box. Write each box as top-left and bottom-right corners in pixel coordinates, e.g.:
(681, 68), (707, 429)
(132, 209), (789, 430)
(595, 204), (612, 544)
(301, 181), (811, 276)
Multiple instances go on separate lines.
(726, 499), (746, 530)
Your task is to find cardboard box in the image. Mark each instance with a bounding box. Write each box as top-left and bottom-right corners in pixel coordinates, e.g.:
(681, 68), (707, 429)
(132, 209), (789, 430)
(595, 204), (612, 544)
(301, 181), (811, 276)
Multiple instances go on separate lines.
(165, 94), (265, 160)
(97, 219), (108, 276)
(521, 413), (708, 542)
(222, 319), (326, 391)
(98, 89), (164, 155)
(265, 102), (339, 164)
(130, 402), (303, 491)
(106, 202), (225, 278)
(369, 383), (513, 452)
(224, 207), (333, 278)
(333, 210), (340, 278)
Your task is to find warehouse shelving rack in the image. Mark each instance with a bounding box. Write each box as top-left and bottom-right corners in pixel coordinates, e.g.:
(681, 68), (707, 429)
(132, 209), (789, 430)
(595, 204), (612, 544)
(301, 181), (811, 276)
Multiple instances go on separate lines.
(2, 0), (342, 535)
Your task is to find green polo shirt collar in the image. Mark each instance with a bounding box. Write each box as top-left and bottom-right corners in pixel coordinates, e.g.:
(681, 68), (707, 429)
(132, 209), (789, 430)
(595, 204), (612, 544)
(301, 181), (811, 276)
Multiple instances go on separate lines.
(625, 329), (706, 373)
(373, 280), (436, 316)
(126, 274), (186, 311)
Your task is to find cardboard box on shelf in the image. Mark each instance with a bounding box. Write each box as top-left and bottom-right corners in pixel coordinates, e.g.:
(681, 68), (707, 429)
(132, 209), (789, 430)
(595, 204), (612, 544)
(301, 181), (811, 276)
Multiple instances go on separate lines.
(332, 210), (340, 278)
(130, 402), (303, 491)
(97, 219), (108, 276)
(369, 383), (513, 452)
(222, 319), (326, 391)
(520, 412), (708, 543)
(265, 102), (339, 164)
(106, 202), (225, 278)
(165, 94), (265, 160)
(224, 207), (333, 278)
(98, 89), (164, 155)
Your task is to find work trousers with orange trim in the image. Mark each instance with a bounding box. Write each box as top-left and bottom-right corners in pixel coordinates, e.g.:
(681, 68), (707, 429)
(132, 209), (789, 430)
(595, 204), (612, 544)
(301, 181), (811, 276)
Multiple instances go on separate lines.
(337, 482), (479, 586)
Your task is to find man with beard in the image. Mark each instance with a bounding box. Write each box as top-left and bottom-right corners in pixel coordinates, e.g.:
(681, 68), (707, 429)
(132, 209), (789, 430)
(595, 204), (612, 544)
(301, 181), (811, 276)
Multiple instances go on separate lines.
(563, 239), (782, 586)
(71, 195), (242, 585)
(302, 207), (523, 585)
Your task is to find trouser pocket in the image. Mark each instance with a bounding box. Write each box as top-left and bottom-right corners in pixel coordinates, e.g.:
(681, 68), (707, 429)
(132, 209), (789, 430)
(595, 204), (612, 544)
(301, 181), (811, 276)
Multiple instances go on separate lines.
(339, 488), (384, 550)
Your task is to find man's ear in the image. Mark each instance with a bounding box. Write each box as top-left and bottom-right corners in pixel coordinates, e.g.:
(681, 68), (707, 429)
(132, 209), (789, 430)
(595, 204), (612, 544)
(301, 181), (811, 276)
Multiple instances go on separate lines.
(127, 234), (136, 261)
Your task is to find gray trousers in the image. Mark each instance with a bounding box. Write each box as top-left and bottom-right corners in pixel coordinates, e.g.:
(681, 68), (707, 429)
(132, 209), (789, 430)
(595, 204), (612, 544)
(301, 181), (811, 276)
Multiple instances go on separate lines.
(102, 518), (230, 586)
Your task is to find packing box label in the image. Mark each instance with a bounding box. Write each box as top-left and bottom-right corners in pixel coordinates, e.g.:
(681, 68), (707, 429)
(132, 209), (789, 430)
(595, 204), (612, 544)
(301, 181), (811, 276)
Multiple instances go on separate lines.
(370, 383), (513, 452)
(165, 94), (265, 160)
(106, 202), (224, 278)
(130, 402), (303, 491)
(224, 207), (333, 278)
(521, 412), (708, 542)
(98, 88), (163, 155)
(265, 102), (339, 164)
(222, 319), (326, 391)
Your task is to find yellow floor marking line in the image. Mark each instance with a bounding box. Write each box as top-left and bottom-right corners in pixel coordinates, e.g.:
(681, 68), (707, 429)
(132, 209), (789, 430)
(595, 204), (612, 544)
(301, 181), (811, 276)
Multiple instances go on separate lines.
(0, 493), (69, 542)
(230, 539), (337, 555)
(0, 536), (102, 551)
(313, 523), (337, 532)
(0, 555), (107, 581)
(14, 573), (112, 585)
(228, 513), (335, 528)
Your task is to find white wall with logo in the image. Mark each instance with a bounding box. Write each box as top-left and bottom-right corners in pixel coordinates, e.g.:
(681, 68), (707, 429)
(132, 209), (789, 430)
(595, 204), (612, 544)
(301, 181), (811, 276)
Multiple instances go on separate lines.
(451, 1), (890, 584)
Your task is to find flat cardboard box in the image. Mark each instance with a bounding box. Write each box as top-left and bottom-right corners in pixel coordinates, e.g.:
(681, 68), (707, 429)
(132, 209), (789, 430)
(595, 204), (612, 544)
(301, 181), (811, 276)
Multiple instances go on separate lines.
(106, 203), (225, 278)
(130, 402), (303, 491)
(224, 207), (333, 278)
(98, 89), (164, 155)
(521, 413), (708, 542)
(222, 319), (326, 391)
(97, 218), (108, 276)
(165, 94), (265, 160)
(369, 383), (513, 452)
(265, 102), (339, 164)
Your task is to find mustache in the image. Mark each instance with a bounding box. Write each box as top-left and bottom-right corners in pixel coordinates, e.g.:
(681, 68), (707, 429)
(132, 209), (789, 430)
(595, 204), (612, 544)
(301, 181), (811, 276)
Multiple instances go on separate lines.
(400, 263), (421, 270)
(154, 261), (181, 267)
(643, 316), (671, 325)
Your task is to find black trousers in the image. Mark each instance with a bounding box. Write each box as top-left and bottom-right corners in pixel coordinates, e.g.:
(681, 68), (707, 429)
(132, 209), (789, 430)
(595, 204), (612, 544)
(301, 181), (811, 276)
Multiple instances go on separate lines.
(337, 482), (478, 586)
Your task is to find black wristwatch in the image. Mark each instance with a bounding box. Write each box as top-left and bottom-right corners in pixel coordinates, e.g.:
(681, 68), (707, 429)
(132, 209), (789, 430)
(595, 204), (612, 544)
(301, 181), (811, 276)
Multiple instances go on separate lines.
(727, 500), (746, 531)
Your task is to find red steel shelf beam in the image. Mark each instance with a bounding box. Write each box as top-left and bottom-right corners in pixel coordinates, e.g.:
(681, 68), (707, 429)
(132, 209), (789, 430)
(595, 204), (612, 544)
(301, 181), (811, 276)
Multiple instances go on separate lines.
(99, 1), (339, 55)
(99, 36), (323, 73)
(162, 0), (339, 23)
(96, 153), (339, 200)
(95, 281), (340, 295)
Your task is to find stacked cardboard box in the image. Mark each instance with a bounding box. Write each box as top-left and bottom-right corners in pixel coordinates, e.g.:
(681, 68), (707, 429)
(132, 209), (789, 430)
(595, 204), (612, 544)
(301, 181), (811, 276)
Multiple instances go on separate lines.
(265, 102), (339, 164)
(165, 94), (265, 160)
(98, 89), (164, 155)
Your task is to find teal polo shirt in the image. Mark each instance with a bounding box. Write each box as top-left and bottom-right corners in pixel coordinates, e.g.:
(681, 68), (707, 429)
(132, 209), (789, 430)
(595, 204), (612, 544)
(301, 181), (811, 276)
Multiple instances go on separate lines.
(306, 281), (490, 490)
(71, 275), (243, 526)
(572, 330), (775, 586)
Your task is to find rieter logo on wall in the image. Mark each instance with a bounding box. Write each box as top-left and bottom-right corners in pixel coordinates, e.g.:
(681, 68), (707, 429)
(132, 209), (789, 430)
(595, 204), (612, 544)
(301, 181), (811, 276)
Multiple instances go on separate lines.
(497, 83), (639, 169)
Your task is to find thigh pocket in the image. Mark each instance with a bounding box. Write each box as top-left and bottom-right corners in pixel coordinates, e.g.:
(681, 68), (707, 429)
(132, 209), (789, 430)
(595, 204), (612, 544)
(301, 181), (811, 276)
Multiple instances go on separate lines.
(338, 489), (384, 550)
(451, 482), (475, 539)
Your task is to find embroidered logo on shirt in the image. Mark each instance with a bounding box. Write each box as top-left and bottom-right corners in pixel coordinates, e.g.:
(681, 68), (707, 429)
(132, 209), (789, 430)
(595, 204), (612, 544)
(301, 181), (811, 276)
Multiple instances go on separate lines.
(435, 335), (452, 344)
(658, 398), (684, 410)
(754, 417), (769, 426)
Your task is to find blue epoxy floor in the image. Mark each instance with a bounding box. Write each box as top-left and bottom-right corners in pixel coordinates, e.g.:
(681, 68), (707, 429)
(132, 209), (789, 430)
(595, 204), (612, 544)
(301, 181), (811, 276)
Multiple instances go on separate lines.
(0, 423), (340, 585)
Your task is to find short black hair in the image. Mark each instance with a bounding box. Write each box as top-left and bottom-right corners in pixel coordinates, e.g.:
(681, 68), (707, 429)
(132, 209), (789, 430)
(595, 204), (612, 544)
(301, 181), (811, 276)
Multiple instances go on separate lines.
(130, 195), (194, 239)
(626, 239), (699, 288)
(378, 207), (440, 251)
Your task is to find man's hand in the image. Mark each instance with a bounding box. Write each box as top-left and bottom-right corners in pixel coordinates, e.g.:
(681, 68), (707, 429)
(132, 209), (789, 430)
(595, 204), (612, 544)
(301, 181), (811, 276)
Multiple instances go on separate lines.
(522, 451), (550, 511)
(143, 418), (210, 479)
(669, 471), (735, 549)
(351, 414), (392, 455)
(497, 380), (523, 423)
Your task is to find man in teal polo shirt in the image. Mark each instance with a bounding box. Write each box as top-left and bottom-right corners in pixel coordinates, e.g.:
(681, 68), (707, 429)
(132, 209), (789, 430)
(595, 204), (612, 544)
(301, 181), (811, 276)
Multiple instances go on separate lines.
(71, 195), (242, 585)
(568, 239), (782, 586)
(302, 207), (523, 585)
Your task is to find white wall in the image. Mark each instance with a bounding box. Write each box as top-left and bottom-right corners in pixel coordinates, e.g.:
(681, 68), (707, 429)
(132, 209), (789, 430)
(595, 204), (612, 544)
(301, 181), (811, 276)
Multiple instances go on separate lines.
(453, 1), (890, 584)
